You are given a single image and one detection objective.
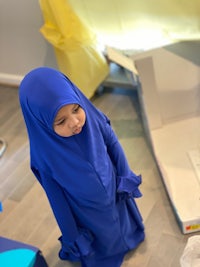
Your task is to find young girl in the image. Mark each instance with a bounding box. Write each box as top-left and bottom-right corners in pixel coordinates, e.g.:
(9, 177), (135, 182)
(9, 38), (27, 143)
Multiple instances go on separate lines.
(19, 67), (145, 267)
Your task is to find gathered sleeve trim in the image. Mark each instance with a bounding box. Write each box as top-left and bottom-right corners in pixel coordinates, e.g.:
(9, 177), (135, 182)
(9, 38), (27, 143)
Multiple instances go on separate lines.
(116, 173), (142, 200)
(31, 167), (94, 261)
(58, 228), (94, 261)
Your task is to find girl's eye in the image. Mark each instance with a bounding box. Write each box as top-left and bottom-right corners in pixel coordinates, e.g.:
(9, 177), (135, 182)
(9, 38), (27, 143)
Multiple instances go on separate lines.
(56, 119), (65, 126)
(73, 105), (80, 113)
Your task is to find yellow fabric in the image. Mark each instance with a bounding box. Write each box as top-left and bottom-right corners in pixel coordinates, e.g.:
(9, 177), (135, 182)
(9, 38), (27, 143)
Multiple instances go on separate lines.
(39, 0), (109, 98)
(67, 0), (200, 50)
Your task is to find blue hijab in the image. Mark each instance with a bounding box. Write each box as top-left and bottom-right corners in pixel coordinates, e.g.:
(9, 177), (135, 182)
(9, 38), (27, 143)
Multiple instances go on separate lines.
(19, 67), (115, 203)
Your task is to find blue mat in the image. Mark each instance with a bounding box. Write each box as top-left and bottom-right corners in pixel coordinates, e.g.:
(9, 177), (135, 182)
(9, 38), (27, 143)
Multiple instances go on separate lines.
(0, 236), (48, 267)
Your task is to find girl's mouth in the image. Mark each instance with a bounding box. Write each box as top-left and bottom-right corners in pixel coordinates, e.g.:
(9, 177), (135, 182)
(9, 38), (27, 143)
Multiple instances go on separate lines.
(73, 127), (82, 135)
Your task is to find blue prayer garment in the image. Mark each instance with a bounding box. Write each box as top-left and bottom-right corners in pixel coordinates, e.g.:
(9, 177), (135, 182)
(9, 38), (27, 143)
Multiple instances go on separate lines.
(19, 67), (145, 267)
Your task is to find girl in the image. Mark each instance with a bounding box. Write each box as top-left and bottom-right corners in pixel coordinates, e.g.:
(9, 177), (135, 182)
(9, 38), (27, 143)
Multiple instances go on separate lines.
(19, 67), (145, 267)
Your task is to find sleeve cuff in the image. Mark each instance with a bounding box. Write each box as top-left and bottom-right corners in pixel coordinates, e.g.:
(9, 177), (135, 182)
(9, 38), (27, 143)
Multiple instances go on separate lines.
(58, 228), (94, 261)
(116, 173), (142, 198)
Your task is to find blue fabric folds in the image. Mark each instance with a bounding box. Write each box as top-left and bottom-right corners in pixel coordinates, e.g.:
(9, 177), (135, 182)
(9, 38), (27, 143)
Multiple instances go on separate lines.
(117, 173), (142, 200)
(58, 229), (94, 261)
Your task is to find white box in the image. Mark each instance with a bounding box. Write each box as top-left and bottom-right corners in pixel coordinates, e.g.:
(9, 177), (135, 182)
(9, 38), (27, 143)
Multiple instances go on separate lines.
(107, 41), (200, 234)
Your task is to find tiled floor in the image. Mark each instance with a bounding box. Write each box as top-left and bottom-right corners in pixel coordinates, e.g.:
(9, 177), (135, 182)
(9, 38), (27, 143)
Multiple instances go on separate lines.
(0, 84), (195, 267)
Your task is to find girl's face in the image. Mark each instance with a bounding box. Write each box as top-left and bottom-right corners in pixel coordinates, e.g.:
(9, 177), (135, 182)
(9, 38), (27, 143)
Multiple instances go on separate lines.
(53, 104), (86, 137)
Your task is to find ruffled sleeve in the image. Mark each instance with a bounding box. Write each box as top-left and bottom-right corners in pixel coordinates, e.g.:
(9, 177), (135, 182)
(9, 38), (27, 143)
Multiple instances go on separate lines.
(58, 228), (94, 261)
(103, 120), (142, 199)
(31, 168), (94, 261)
(116, 173), (142, 200)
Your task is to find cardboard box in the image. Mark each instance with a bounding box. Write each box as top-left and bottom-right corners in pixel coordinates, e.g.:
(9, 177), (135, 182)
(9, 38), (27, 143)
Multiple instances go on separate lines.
(106, 41), (200, 234)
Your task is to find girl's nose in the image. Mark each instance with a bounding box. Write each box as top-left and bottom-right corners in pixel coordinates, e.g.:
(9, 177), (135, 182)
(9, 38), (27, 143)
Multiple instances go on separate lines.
(68, 116), (79, 128)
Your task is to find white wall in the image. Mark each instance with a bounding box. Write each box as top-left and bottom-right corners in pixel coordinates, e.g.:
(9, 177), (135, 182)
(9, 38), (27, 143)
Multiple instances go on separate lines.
(0, 0), (57, 85)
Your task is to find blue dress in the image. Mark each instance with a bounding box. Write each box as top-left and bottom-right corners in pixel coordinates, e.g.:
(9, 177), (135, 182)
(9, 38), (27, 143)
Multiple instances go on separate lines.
(19, 67), (145, 267)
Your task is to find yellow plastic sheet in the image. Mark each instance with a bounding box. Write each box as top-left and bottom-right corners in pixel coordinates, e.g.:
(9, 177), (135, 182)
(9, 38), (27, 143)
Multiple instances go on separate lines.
(68, 0), (200, 50)
(39, 0), (109, 98)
